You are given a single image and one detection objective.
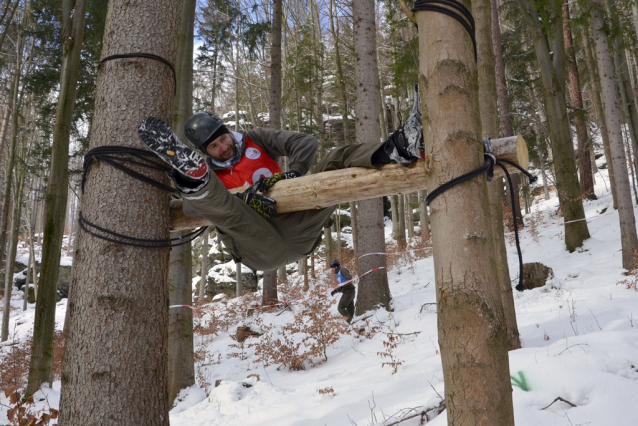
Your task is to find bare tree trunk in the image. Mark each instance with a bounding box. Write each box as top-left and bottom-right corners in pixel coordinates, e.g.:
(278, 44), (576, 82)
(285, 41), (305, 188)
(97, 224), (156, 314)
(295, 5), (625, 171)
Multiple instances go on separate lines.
(581, 27), (616, 207)
(390, 195), (399, 240)
(563, 0), (595, 200)
(353, 0), (390, 315)
(167, 0), (196, 405)
(59, 0), (182, 423)
(0, 15), (24, 291)
(262, 269), (278, 305)
(397, 194), (406, 249)
(418, 190), (430, 241)
(517, 0), (590, 252)
(406, 193), (414, 240)
(270, 0), (282, 130)
(27, 0), (88, 394)
(416, 0), (515, 422)
(491, 0), (523, 227)
(1, 164), (25, 341)
(329, 0), (349, 146)
(477, 0), (521, 350)
(199, 231), (209, 302)
(590, 0), (638, 270)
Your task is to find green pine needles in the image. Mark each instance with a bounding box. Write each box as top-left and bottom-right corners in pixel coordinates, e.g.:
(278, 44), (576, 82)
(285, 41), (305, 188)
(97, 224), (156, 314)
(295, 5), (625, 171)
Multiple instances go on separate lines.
(510, 371), (531, 391)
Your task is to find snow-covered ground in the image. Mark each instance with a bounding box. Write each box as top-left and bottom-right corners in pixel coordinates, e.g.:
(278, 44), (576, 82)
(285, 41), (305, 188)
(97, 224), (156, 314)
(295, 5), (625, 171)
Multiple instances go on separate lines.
(2, 167), (638, 426)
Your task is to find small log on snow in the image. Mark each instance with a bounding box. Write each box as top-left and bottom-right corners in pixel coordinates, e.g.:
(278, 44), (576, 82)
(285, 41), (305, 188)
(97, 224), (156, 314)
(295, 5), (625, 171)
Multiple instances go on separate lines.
(170, 135), (528, 231)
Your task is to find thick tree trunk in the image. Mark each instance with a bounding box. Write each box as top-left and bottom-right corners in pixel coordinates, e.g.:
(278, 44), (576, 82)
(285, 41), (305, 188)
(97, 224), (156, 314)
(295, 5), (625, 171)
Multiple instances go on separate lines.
(590, 0), (638, 270)
(563, 0), (595, 200)
(167, 0), (196, 405)
(59, 1), (182, 424)
(262, 269), (278, 305)
(476, 0), (521, 351)
(353, 0), (391, 314)
(518, 0), (590, 252)
(27, 0), (88, 395)
(416, 0), (515, 423)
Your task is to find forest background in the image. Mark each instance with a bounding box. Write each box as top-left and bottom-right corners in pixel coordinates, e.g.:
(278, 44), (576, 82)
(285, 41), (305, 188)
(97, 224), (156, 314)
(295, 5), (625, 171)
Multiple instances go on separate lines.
(0, 0), (638, 424)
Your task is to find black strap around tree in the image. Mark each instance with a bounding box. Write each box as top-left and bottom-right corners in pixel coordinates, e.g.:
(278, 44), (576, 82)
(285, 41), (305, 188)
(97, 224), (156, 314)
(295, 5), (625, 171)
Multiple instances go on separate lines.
(79, 145), (207, 248)
(100, 53), (177, 95)
(411, 0), (477, 62)
(425, 139), (537, 291)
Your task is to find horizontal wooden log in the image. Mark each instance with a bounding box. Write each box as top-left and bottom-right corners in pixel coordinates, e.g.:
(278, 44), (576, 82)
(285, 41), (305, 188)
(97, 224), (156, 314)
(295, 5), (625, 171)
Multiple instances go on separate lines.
(170, 135), (528, 231)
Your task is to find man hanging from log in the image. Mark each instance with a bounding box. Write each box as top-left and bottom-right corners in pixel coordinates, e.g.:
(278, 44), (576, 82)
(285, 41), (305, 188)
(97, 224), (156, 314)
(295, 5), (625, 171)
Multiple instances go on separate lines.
(138, 90), (423, 271)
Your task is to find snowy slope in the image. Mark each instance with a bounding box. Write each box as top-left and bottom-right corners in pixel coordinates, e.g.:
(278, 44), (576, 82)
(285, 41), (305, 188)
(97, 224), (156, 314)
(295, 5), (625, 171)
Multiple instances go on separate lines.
(1, 168), (638, 426)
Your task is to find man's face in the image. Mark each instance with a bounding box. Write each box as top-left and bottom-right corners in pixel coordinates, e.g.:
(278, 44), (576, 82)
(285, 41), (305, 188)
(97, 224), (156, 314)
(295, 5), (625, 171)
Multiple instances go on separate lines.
(206, 133), (236, 161)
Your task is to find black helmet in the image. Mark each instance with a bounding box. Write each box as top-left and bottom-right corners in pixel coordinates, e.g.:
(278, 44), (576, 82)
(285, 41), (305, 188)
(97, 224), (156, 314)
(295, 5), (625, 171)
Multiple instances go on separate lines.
(329, 259), (340, 268)
(184, 111), (228, 150)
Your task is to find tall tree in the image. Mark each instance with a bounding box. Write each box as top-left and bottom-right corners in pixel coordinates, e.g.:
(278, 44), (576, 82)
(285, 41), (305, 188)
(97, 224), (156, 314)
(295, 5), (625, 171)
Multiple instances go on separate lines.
(475, 0), (520, 350)
(26, 0), (88, 395)
(562, 0), (595, 200)
(0, 2), (26, 297)
(414, 0), (516, 422)
(588, 0), (638, 270)
(167, 0), (196, 404)
(261, 0), (284, 306)
(516, 0), (590, 252)
(59, 0), (183, 423)
(353, 0), (391, 315)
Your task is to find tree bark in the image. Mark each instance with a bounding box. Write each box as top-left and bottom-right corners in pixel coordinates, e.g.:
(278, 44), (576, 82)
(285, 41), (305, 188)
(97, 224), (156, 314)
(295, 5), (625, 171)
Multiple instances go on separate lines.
(59, 1), (182, 424)
(166, 0), (196, 405)
(416, 0), (515, 423)
(589, 0), (638, 270)
(353, 0), (391, 315)
(262, 269), (278, 305)
(27, 0), (88, 395)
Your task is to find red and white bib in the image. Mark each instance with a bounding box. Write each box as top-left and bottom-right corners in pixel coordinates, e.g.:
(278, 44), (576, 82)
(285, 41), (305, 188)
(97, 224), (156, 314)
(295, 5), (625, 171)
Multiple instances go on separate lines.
(215, 136), (282, 189)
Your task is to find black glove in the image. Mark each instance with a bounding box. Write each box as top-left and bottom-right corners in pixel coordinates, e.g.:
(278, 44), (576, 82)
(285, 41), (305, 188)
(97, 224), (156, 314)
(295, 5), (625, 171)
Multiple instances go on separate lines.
(236, 189), (277, 220)
(254, 171), (299, 193)
(331, 290), (337, 296)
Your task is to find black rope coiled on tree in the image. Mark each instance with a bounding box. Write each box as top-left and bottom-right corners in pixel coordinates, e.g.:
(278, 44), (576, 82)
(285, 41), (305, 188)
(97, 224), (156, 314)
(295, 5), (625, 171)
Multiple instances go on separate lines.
(80, 145), (207, 248)
(411, 0), (477, 62)
(425, 140), (537, 291)
(100, 53), (177, 95)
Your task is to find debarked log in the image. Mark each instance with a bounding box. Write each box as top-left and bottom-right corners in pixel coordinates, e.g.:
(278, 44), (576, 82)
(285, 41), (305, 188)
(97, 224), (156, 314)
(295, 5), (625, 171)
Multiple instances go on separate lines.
(170, 135), (528, 231)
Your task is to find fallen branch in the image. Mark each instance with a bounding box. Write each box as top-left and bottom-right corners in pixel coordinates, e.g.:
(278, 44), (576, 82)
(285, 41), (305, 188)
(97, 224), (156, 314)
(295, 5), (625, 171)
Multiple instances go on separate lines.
(541, 396), (577, 410)
(381, 400), (446, 425)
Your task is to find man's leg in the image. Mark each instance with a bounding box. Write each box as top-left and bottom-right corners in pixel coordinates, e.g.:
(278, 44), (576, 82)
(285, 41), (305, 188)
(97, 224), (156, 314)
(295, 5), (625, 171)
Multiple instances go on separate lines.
(182, 177), (290, 271)
(337, 288), (356, 323)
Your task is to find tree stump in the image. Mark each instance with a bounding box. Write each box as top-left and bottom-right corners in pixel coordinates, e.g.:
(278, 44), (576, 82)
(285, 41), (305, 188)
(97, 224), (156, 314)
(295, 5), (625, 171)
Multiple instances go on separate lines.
(522, 262), (554, 289)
